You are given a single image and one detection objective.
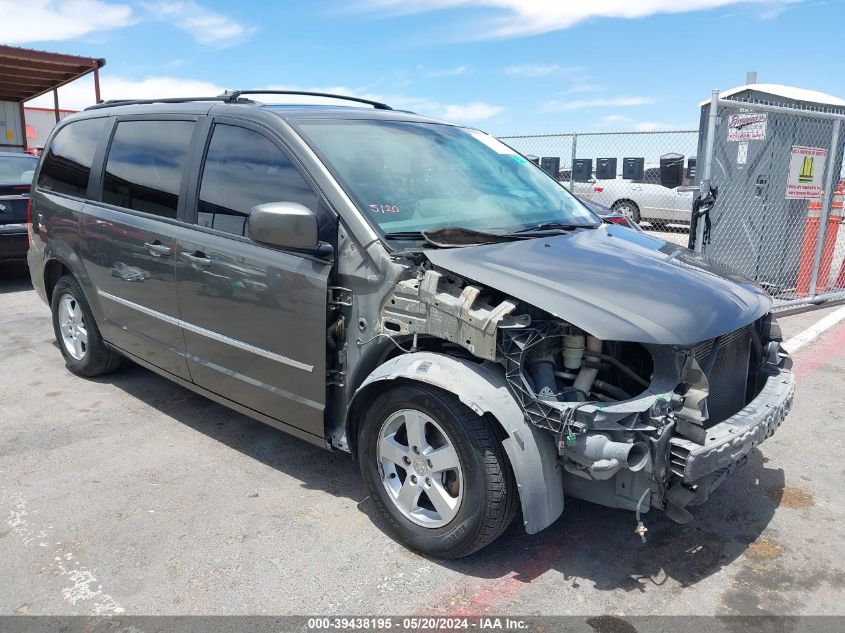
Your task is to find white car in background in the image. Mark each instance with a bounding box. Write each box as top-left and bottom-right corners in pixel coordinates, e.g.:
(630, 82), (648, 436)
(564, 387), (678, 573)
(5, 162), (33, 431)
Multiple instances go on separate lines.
(558, 168), (596, 198)
(575, 167), (695, 229)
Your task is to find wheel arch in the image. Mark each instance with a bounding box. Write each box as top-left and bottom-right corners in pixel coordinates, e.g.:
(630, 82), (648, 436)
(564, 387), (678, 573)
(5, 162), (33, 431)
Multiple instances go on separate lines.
(40, 241), (103, 322)
(347, 351), (564, 534)
(611, 198), (641, 214)
(43, 258), (71, 304)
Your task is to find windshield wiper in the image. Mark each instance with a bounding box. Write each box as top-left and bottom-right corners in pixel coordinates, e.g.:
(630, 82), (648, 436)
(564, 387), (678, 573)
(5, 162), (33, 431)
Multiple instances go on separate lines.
(383, 231), (426, 240)
(384, 223), (595, 247)
(422, 226), (523, 248)
(384, 226), (521, 248)
(510, 221), (597, 234)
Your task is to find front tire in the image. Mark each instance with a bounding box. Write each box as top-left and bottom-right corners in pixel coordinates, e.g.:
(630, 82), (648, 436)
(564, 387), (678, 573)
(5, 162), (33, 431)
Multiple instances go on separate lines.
(51, 275), (122, 377)
(358, 383), (517, 558)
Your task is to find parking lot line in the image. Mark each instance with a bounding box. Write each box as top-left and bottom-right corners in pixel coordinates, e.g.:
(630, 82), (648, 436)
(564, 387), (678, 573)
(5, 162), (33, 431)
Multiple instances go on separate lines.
(783, 305), (845, 353)
(792, 322), (845, 380)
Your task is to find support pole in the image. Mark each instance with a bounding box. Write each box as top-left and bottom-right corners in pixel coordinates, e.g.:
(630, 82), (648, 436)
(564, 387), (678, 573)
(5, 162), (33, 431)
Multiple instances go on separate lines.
(808, 118), (842, 300)
(53, 89), (60, 124)
(93, 64), (101, 103)
(695, 89), (719, 254)
(18, 101), (27, 152)
(570, 133), (577, 192)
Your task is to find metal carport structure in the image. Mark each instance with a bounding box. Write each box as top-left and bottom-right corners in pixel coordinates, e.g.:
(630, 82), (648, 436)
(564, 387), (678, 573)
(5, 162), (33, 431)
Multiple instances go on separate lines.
(0, 45), (105, 152)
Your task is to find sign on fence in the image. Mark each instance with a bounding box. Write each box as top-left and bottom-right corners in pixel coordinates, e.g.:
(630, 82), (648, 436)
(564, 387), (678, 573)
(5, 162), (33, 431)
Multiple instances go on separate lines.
(727, 113), (768, 141)
(786, 145), (827, 199)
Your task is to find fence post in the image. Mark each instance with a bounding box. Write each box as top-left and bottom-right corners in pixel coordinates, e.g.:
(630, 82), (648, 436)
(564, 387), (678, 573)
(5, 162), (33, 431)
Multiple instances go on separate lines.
(695, 89), (720, 254)
(570, 133), (577, 192)
(809, 118), (842, 300)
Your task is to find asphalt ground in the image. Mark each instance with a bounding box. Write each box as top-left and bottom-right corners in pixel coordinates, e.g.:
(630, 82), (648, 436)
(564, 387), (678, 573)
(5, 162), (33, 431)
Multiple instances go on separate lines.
(1, 262), (843, 617)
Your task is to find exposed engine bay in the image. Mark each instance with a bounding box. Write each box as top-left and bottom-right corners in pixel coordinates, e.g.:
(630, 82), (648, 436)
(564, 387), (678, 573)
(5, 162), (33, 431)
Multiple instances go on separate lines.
(372, 260), (793, 535)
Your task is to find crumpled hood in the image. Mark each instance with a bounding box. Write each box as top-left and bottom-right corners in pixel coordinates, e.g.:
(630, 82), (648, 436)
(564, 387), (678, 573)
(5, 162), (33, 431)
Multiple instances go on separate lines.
(424, 225), (772, 346)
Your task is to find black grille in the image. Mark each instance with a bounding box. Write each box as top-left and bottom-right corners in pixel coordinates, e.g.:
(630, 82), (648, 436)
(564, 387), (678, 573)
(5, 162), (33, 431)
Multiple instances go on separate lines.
(693, 325), (752, 425)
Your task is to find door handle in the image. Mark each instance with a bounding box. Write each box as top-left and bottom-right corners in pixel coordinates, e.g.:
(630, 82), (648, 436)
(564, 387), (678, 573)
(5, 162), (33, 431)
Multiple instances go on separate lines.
(182, 251), (212, 267)
(144, 241), (172, 256)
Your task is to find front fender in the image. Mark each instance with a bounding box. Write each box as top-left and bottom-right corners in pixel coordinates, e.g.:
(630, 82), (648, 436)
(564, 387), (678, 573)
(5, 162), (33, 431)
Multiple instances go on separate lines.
(349, 352), (564, 534)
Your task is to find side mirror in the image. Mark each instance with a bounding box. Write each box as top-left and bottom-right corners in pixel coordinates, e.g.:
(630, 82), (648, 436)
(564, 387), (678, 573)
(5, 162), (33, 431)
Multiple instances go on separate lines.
(249, 202), (319, 251)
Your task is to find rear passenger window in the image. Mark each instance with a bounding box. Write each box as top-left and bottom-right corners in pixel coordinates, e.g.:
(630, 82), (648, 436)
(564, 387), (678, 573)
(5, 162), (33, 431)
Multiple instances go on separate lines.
(102, 120), (195, 218)
(37, 118), (106, 197)
(197, 124), (318, 237)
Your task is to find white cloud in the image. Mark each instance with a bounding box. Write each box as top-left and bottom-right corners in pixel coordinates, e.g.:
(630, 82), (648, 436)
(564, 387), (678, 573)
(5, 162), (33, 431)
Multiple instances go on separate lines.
(541, 96), (655, 111)
(28, 75), (226, 110)
(591, 115), (694, 131)
(503, 66), (603, 98)
(634, 122), (666, 132)
(1, 0), (251, 47)
(28, 79), (504, 125)
(601, 114), (630, 123)
(566, 82), (603, 94)
(358, 0), (803, 39)
(264, 84), (504, 123)
(504, 64), (562, 77)
(0, 0), (135, 43)
(142, 1), (254, 46)
(426, 65), (470, 77)
(722, 0), (803, 19)
(441, 101), (505, 121)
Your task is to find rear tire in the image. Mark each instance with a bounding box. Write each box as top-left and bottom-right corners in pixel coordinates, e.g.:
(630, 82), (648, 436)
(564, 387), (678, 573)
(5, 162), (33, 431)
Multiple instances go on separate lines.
(51, 275), (122, 377)
(358, 383), (518, 559)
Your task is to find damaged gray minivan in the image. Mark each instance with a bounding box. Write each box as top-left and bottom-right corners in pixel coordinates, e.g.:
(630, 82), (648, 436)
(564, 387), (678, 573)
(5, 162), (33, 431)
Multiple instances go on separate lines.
(28, 91), (794, 558)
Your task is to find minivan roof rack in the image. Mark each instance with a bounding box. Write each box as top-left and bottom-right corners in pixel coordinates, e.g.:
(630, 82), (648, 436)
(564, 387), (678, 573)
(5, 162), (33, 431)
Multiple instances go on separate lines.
(84, 96), (252, 111)
(220, 90), (393, 110)
(83, 90), (393, 112)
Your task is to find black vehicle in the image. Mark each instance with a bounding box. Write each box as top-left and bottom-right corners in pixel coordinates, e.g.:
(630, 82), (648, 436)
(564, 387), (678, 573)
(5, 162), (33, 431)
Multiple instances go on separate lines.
(0, 151), (37, 263)
(27, 91), (793, 558)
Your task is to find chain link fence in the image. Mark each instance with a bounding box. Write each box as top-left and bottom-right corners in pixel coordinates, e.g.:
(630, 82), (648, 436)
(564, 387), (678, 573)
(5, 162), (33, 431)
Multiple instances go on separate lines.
(695, 93), (845, 308)
(499, 130), (700, 247)
(500, 109), (845, 310)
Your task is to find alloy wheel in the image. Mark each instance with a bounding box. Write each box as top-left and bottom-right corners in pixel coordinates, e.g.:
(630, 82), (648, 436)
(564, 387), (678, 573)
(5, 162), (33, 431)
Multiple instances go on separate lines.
(377, 409), (464, 528)
(58, 293), (88, 360)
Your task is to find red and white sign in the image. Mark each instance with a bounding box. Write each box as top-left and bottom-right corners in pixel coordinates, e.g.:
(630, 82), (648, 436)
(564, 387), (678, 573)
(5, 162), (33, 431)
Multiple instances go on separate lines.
(786, 145), (827, 199)
(727, 113), (767, 141)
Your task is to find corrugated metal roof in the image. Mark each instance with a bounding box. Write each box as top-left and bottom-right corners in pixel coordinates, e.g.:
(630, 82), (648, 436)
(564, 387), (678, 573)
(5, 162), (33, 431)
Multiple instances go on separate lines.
(0, 44), (105, 102)
(699, 83), (845, 108)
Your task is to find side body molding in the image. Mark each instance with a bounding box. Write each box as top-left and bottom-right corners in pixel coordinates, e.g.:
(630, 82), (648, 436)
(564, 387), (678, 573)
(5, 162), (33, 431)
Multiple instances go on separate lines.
(349, 352), (564, 534)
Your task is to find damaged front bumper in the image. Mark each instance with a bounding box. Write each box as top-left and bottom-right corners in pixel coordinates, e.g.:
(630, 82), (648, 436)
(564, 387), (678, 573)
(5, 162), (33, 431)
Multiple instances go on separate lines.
(669, 366), (795, 497)
(498, 320), (795, 522)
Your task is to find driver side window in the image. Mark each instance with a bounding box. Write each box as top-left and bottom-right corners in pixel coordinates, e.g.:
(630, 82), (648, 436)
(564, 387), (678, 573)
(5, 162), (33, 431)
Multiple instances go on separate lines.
(197, 124), (318, 237)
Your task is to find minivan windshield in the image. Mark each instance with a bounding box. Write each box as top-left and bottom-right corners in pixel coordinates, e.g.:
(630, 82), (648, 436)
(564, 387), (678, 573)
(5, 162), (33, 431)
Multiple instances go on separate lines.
(295, 120), (599, 238)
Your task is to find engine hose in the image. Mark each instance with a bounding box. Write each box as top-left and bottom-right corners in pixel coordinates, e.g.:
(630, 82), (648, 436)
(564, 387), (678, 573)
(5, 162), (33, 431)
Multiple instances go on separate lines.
(594, 380), (632, 401)
(583, 351), (649, 388)
(555, 371), (632, 401)
(581, 360), (611, 370)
